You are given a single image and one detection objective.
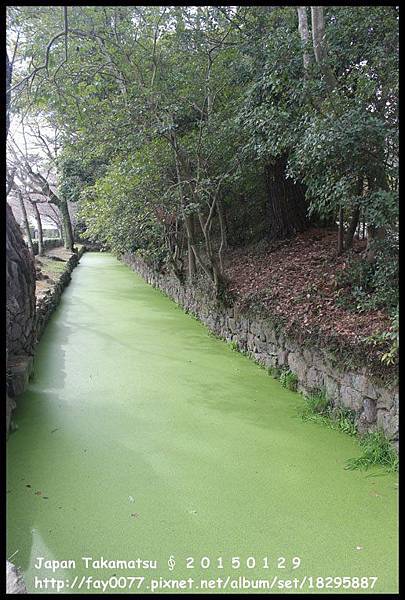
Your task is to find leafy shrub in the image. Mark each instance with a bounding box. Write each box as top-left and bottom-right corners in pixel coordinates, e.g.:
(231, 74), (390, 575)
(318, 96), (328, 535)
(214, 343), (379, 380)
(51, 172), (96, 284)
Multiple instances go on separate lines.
(303, 388), (330, 414)
(365, 307), (399, 366)
(345, 430), (398, 472)
(279, 369), (298, 391)
(267, 366), (282, 379)
(335, 237), (398, 313)
(302, 390), (357, 437)
(332, 407), (358, 436)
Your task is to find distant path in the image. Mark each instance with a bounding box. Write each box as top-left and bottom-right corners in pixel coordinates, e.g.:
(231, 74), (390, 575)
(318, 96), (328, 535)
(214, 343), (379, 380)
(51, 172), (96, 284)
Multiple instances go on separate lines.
(7, 253), (398, 594)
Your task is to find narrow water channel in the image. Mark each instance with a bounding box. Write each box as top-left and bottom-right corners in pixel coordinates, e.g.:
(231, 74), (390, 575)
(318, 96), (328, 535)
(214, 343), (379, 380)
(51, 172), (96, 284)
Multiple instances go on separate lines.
(7, 253), (398, 594)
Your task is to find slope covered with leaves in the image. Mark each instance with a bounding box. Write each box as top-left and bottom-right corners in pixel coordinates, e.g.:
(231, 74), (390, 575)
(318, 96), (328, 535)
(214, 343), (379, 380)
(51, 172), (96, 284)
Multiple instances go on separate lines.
(224, 228), (396, 376)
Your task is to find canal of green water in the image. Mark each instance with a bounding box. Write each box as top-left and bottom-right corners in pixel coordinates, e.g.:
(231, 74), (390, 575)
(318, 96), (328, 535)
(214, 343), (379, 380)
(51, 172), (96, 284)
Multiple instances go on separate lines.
(7, 252), (398, 594)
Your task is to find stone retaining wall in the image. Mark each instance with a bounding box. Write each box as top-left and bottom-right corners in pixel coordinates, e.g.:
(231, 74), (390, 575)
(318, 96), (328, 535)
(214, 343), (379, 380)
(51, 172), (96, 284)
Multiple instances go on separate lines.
(6, 246), (85, 435)
(32, 238), (62, 255)
(35, 246), (85, 341)
(123, 253), (398, 448)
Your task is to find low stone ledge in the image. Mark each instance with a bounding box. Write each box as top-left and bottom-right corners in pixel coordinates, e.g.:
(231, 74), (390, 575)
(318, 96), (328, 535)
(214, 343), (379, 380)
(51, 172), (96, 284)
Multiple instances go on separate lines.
(32, 238), (62, 256)
(6, 246), (85, 436)
(35, 246), (85, 342)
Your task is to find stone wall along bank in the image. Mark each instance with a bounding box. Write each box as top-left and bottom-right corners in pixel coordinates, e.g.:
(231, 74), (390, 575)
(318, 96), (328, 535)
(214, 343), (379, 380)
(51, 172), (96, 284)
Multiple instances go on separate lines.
(32, 238), (63, 255)
(35, 246), (85, 341)
(7, 246), (85, 434)
(122, 253), (398, 449)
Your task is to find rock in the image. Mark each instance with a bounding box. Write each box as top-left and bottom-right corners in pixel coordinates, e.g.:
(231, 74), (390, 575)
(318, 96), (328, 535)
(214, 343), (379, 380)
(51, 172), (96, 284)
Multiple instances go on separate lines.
(6, 203), (36, 358)
(288, 352), (307, 381)
(239, 318), (249, 333)
(277, 334), (285, 347)
(228, 317), (236, 332)
(305, 349), (325, 370)
(306, 367), (323, 390)
(391, 392), (399, 414)
(277, 350), (289, 367)
(6, 561), (27, 593)
(357, 413), (377, 435)
(341, 372), (354, 389)
(377, 388), (395, 411)
(340, 385), (364, 411)
(351, 373), (368, 393)
(265, 355), (278, 368)
(362, 398), (377, 423)
(262, 327), (277, 344)
(49, 255), (65, 262)
(7, 355), (34, 398)
(254, 338), (268, 353)
(363, 380), (378, 400)
(250, 322), (262, 336)
(324, 376), (340, 404)
(255, 353), (269, 367)
(377, 410), (399, 440)
(6, 395), (16, 436)
(284, 337), (297, 352)
(246, 333), (255, 351)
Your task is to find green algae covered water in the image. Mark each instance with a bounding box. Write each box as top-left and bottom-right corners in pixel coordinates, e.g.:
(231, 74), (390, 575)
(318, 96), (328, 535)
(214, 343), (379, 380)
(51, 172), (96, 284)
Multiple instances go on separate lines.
(7, 253), (398, 594)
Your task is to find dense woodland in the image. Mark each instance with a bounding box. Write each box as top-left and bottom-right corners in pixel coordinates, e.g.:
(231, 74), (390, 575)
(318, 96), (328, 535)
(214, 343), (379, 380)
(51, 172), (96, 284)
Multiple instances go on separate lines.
(6, 6), (398, 367)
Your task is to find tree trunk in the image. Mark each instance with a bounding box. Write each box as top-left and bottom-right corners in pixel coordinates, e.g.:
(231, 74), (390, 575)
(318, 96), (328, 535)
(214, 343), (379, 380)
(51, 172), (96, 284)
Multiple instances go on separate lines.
(18, 192), (35, 256)
(265, 157), (309, 240)
(337, 206), (344, 255)
(365, 172), (388, 262)
(344, 205), (360, 250)
(297, 7), (310, 73)
(217, 198), (227, 272)
(366, 225), (386, 263)
(60, 201), (74, 251)
(31, 201), (44, 256)
(345, 176), (363, 250)
(311, 6), (337, 92)
(6, 51), (12, 137)
(185, 215), (197, 278)
(174, 7), (185, 33)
